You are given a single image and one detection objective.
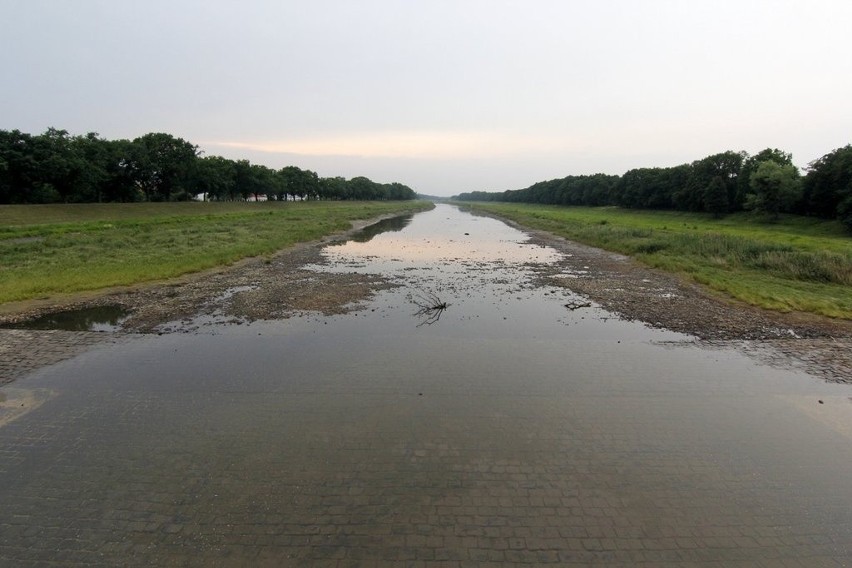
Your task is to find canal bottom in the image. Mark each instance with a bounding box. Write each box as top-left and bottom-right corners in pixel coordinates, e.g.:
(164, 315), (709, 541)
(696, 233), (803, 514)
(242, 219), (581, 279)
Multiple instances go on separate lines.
(1, 205), (850, 566)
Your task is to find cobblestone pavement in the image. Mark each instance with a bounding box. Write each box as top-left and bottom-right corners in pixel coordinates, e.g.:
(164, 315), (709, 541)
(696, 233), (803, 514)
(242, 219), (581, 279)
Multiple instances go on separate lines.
(1, 326), (851, 567)
(0, 329), (125, 386)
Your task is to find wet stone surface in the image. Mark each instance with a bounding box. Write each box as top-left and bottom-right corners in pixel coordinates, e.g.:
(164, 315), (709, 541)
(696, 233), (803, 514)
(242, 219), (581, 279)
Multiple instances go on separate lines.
(1, 205), (852, 566)
(0, 329), (126, 386)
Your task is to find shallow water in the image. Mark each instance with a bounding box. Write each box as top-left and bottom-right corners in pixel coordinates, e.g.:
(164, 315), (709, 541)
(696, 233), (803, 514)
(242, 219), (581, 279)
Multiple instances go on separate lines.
(2, 304), (129, 332)
(1, 204), (851, 565)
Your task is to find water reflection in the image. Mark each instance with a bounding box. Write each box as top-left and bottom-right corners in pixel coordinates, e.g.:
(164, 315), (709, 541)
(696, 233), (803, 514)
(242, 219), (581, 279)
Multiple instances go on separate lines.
(323, 208), (561, 266)
(3, 305), (128, 332)
(311, 204), (670, 340)
(345, 214), (413, 242)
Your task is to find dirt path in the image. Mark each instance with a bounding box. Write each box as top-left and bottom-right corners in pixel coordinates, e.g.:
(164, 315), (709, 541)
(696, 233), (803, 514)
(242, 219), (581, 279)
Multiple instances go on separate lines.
(2, 211), (851, 386)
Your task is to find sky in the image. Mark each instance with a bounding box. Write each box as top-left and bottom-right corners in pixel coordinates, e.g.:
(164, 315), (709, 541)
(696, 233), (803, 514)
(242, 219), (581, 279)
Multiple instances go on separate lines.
(2, 0), (851, 197)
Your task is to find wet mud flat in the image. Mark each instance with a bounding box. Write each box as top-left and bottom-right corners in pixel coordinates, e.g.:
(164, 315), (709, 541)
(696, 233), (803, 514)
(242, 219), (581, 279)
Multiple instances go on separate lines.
(1, 205), (852, 566)
(3, 207), (850, 385)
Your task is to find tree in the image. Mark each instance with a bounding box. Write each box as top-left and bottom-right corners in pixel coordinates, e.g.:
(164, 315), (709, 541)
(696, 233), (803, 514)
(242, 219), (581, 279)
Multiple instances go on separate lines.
(704, 176), (729, 218)
(838, 194), (852, 232)
(32, 128), (88, 202)
(192, 155), (236, 201)
(277, 166), (320, 201)
(803, 144), (852, 220)
(69, 133), (141, 202)
(737, 148), (793, 211)
(319, 176), (348, 200)
(745, 161), (802, 220)
(668, 151), (745, 213)
(386, 182), (416, 200)
(0, 129), (38, 203)
(233, 160), (267, 200)
(348, 176), (379, 200)
(615, 168), (679, 210)
(0, 128), (87, 203)
(0, 127), (420, 204)
(101, 139), (139, 202)
(279, 166), (304, 201)
(249, 164), (276, 200)
(125, 133), (198, 201)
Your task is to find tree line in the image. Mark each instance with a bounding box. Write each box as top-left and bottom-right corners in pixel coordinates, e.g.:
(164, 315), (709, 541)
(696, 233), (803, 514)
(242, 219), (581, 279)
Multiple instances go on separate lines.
(455, 146), (852, 230)
(0, 128), (418, 204)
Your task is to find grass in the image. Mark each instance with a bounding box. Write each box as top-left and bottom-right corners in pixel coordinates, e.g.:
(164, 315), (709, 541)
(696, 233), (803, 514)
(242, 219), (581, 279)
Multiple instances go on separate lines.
(0, 200), (432, 304)
(460, 203), (852, 319)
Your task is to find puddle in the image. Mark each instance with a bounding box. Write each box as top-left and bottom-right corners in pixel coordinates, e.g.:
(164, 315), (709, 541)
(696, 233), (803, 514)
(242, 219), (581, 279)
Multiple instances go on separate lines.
(346, 214), (413, 243)
(2, 305), (129, 332)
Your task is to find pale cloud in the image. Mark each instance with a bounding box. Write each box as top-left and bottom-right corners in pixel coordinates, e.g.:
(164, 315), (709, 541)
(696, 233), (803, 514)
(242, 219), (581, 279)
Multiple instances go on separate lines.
(204, 131), (581, 160)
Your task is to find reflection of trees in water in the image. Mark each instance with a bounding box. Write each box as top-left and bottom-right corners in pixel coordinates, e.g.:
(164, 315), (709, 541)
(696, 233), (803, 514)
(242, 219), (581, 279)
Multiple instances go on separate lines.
(349, 215), (413, 243)
(6, 306), (128, 331)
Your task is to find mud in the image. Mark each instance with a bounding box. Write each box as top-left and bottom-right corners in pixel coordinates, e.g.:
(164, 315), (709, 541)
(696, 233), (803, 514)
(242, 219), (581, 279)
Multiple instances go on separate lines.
(1, 210), (850, 386)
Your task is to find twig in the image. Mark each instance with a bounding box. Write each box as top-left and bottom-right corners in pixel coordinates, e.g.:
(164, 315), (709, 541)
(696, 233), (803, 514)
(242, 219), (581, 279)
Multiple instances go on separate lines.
(411, 289), (450, 326)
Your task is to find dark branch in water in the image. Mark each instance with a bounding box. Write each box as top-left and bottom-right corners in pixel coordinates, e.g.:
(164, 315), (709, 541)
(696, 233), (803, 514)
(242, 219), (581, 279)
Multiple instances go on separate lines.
(411, 289), (449, 326)
(564, 300), (592, 311)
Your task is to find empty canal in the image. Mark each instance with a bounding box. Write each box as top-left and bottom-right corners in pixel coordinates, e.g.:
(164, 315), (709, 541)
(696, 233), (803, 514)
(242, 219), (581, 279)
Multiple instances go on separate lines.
(1, 204), (851, 566)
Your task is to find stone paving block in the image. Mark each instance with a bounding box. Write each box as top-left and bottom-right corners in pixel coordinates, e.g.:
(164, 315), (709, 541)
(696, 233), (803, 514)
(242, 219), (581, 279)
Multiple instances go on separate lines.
(3, 320), (852, 566)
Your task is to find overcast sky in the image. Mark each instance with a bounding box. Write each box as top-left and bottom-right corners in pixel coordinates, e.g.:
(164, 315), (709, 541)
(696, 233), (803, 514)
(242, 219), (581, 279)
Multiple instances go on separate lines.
(2, 0), (851, 196)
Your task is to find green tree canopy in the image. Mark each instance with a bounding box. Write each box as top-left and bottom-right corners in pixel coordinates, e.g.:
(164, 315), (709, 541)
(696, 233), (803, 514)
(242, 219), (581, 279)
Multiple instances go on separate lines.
(745, 161), (802, 220)
(193, 155), (237, 201)
(737, 148), (793, 210)
(0, 128), (419, 204)
(804, 144), (852, 222)
(125, 133), (199, 201)
(704, 176), (729, 218)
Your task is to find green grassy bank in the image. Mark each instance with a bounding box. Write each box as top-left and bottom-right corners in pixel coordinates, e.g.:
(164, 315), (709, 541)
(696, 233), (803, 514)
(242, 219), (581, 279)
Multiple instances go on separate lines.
(0, 200), (432, 304)
(461, 203), (852, 319)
